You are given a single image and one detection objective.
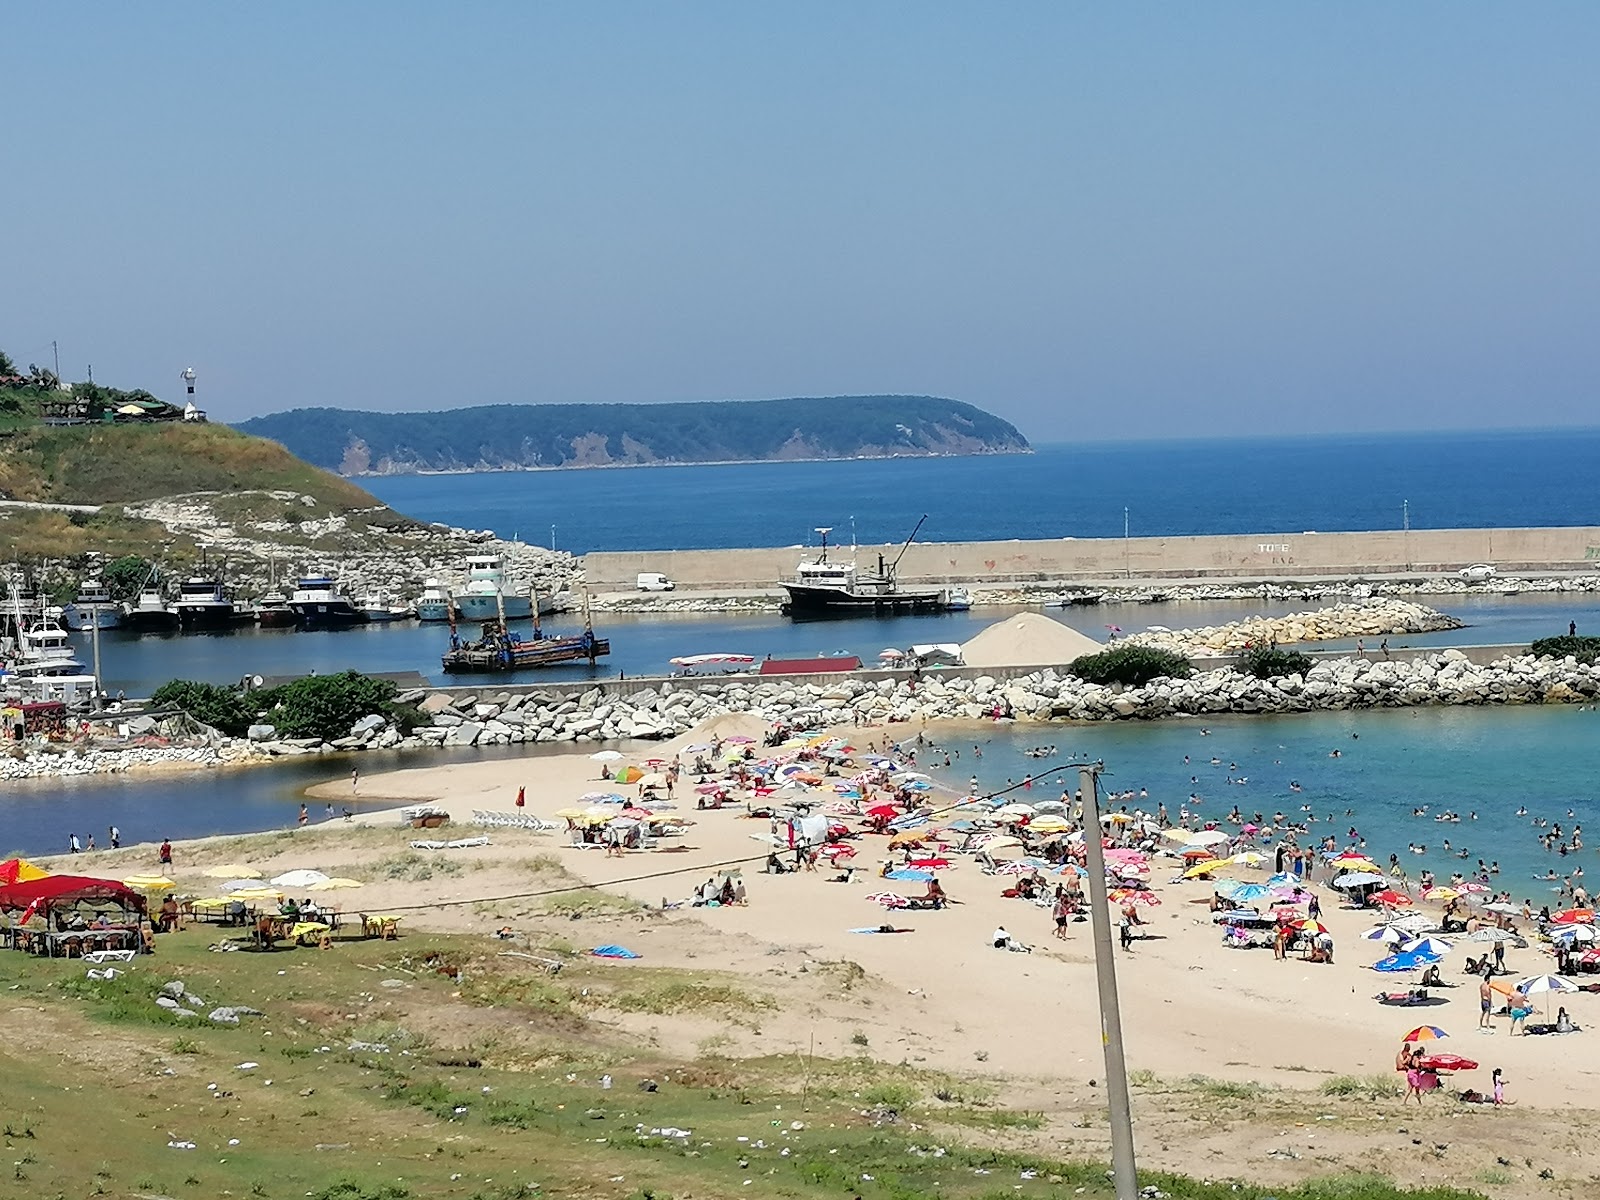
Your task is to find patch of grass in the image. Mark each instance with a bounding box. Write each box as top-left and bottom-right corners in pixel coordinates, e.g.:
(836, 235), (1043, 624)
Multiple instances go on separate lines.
(862, 1081), (919, 1109)
(598, 974), (774, 1020)
(1320, 1073), (1401, 1100)
(55, 971), (185, 1027)
(373, 852), (462, 882)
(935, 1106), (1046, 1131)
(1474, 1168), (1514, 1186)
(539, 889), (643, 917)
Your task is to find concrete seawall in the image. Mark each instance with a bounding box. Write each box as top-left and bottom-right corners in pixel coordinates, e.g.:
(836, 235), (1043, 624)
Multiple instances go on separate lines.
(583, 526), (1600, 591)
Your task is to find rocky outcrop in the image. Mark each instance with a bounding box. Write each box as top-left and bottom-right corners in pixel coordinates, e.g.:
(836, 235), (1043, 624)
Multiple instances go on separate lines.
(1122, 599), (1463, 655)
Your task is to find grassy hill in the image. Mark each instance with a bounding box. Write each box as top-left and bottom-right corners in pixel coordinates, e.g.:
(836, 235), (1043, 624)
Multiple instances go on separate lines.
(0, 421), (377, 509)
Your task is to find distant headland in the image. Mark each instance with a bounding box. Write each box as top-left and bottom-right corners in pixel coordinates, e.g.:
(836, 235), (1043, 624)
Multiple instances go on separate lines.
(235, 395), (1031, 476)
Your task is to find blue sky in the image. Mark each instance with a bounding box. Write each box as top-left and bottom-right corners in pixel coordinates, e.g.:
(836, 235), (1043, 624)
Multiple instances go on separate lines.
(4, 4), (1596, 440)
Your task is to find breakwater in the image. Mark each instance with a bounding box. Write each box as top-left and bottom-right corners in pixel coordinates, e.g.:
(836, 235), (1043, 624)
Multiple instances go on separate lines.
(582, 524), (1600, 590)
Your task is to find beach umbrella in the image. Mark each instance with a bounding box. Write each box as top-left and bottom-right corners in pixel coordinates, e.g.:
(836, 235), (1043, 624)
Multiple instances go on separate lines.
(1372, 950), (1441, 972)
(865, 892), (911, 908)
(1550, 924), (1596, 944)
(994, 804), (1035, 820)
(1482, 902), (1520, 915)
(0, 858), (49, 885)
(1294, 919), (1328, 934)
(1420, 886), (1459, 902)
(886, 831), (925, 848)
(554, 807), (590, 819)
(1186, 830), (1231, 848)
(608, 817), (641, 829)
(201, 864), (260, 880)
(1416, 1052), (1478, 1073)
(1553, 909), (1595, 925)
(1110, 888), (1161, 907)
(226, 886), (285, 902)
(271, 869), (331, 889)
(1400, 936), (1454, 957)
(1028, 816), (1071, 834)
(1360, 925), (1405, 944)
(613, 766), (644, 784)
(989, 861), (1033, 876)
(1230, 851), (1266, 865)
(1182, 860), (1231, 879)
(1332, 872), (1386, 889)
(1387, 913), (1436, 934)
(1517, 974), (1579, 995)
(1180, 847), (1216, 861)
(307, 877), (364, 891)
(1402, 1025), (1449, 1043)
(637, 773), (667, 789)
(978, 835), (1024, 851)
(589, 750), (624, 761)
(217, 878), (267, 893)
(1375, 890), (1415, 908)
(1464, 926), (1520, 943)
(1227, 883), (1274, 903)
(123, 874), (177, 891)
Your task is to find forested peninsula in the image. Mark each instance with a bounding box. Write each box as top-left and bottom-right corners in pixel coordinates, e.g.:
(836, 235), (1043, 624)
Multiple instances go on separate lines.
(236, 395), (1030, 475)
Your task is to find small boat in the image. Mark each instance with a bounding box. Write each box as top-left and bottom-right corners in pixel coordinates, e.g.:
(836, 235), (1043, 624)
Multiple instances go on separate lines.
(415, 578), (454, 622)
(360, 593), (414, 623)
(1050, 591), (1104, 608)
(441, 589), (607, 673)
(288, 575), (367, 627)
(943, 588), (972, 612)
(254, 592), (297, 628)
(456, 554), (534, 621)
(174, 577), (250, 629)
(62, 578), (122, 631)
(123, 583), (181, 634)
(15, 614), (82, 667)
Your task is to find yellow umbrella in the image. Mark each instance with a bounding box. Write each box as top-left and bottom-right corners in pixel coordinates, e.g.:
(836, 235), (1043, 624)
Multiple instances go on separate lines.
(1229, 852), (1266, 865)
(1181, 860), (1231, 879)
(226, 886), (285, 902)
(123, 874), (177, 891)
(306, 877), (364, 891)
(1028, 816), (1071, 833)
(202, 865), (261, 879)
(553, 807), (590, 819)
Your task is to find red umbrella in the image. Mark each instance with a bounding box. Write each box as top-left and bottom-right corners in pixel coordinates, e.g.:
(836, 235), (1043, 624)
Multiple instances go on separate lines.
(867, 804), (901, 818)
(514, 786), (525, 808)
(1416, 1053), (1478, 1072)
(1375, 890), (1414, 907)
(1554, 908), (1595, 925)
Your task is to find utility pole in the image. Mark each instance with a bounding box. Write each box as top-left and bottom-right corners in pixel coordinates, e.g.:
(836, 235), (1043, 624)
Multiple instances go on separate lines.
(1123, 507), (1131, 580)
(551, 525), (557, 552)
(1403, 499), (1410, 573)
(1077, 762), (1139, 1200)
(52, 340), (60, 382)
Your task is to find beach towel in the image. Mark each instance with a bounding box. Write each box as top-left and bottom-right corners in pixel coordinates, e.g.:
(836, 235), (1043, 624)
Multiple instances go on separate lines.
(591, 945), (641, 959)
(848, 926), (915, 934)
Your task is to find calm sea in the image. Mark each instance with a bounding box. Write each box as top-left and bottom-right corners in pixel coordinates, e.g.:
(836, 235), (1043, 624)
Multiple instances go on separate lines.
(364, 429), (1600, 554)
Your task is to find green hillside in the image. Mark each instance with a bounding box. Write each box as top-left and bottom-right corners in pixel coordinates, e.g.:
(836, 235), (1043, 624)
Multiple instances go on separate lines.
(0, 421), (377, 509)
(238, 394), (1031, 474)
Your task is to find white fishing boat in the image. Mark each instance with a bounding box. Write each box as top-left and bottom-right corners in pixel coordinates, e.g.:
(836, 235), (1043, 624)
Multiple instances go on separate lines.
(415, 578), (454, 622)
(123, 581), (181, 634)
(943, 587), (972, 611)
(360, 593), (415, 623)
(15, 614), (82, 668)
(62, 578), (123, 631)
(455, 554), (534, 621)
(173, 576), (249, 629)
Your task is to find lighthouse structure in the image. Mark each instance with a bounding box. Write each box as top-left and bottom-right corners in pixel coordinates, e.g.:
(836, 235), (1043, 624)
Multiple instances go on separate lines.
(180, 367), (207, 422)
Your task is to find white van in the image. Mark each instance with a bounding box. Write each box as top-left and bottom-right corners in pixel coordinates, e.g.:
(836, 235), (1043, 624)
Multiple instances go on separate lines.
(636, 572), (676, 592)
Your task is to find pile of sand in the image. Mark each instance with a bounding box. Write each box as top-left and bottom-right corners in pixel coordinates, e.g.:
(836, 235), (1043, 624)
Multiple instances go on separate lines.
(959, 612), (1103, 669)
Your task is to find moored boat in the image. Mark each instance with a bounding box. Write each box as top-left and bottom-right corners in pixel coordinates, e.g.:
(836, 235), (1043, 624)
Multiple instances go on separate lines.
(415, 578), (454, 622)
(254, 592), (297, 627)
(360, 593), (415, 622)
(779, 518), (947, 618)
(174, 577), (249, 629)
(123, 583), (181, 634)
(455, 554), (534, 622)
(62, 578), (123, 631)
(288, 575), (367, 627)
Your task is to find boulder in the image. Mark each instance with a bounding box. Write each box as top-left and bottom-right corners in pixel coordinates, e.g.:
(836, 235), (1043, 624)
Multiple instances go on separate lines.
(246, 724), (278, 742)
(417, 694), (457, 715)
(350, 714), (387, 736)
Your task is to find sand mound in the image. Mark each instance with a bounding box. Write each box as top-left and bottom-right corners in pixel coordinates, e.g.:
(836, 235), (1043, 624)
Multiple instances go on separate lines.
(959, 612), (1103, 669)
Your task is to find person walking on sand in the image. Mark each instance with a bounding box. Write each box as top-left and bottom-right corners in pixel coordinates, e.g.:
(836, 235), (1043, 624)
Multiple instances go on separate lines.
(108, 825), (120, 849)
(68, 833), (81, 854)
(352, 767), (360, 794)
(159, 838), (173, 868)
(1480, 976), (1495, 1031)
(1492, 1067), (1514, 1106)
(298, 803), (309, 827)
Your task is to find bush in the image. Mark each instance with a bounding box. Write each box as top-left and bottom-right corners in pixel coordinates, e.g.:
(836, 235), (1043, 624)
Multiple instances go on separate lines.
(1066, 644), (1193, 686)
(151, 679), (252, 737)
(1530, 635), (1600, 664)
(254, 671), (406, 741)
(1238, 644), (1314, 679)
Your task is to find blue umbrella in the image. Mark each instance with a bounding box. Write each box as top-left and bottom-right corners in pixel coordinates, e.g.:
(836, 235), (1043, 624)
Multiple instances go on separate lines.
(1227, 883), (1274, 903)
(885, 869), (935, 882)
(1372, 950), (1442, 973)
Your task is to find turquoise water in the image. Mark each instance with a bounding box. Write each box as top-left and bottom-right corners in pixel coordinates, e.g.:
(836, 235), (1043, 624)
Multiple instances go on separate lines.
(927, 704), (1600, 900)
(9, 706), (1598, 897)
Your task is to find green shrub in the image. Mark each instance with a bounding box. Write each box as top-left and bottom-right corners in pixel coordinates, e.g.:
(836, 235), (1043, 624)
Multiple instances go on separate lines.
(1066, 644), (1193, 686)
(1238, 644), (1314, 679)
(1530, 634), (1600, 664)
(151, 679), (253, 736)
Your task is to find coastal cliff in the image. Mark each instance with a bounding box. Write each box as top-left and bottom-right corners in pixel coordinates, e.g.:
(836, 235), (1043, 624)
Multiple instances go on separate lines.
(235, 395), (1031, 475)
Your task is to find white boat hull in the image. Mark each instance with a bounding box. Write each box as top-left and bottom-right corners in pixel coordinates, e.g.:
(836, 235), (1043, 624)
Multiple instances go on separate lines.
(62, 605), (122, 631)
(458, 593), (533, 621)
(416, 600), (454, 622)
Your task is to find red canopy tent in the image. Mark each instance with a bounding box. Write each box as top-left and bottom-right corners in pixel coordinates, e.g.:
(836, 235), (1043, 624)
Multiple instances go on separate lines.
(0, 874), (146, 914)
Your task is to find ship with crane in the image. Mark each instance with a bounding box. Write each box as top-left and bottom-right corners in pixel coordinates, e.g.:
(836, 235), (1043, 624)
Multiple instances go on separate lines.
(779, 515), (956, 618)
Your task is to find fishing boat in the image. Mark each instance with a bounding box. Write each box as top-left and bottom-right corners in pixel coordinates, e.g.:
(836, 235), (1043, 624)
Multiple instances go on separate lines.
(441, 587), (608, 673)
(254, 591), (297, 628)
(455, 554), (534, 621)
(779, 517), (948, 618)
(62, 578), (122, 631)
(174, 576), (250, 629)
(1048, 590), (1104, 608)
(360, 593), (414, 622)
(287, 575), (367, 627)
(122, 579), (181, 633)
(415, 578), (453, 622)
(944, 588), (972, 612)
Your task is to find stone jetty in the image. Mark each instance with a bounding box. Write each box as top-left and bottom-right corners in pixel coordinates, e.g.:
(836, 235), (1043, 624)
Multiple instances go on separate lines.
(1122, 598), (1463, 655)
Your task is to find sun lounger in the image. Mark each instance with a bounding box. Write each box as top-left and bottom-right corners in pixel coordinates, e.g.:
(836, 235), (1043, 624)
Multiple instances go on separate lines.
(82, 948), (137, 965)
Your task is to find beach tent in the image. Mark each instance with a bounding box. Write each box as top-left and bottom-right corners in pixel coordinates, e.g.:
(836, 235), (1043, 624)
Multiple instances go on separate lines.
(0, 873), (146, 915)
(0, 858), (49, 885)
(613, 766), (644, 784)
